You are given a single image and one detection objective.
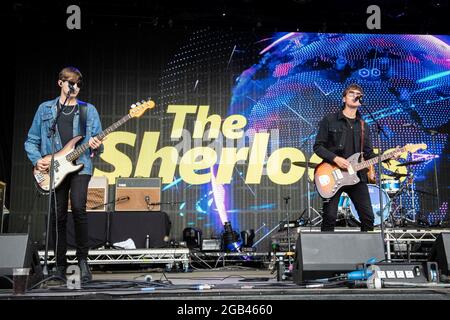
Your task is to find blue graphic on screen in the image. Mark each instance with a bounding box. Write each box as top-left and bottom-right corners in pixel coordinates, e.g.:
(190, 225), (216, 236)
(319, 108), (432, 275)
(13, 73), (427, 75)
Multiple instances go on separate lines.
(229, 33), (450, 224)
(161, 31), (449, 232)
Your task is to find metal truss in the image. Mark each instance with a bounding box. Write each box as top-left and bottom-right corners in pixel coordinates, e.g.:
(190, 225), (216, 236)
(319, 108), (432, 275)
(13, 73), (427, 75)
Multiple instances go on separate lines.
(385, 228), (449, 242)
(38, 248), (190, 269)
(190, 251), (269, 269)
(384, 228), (450, 261)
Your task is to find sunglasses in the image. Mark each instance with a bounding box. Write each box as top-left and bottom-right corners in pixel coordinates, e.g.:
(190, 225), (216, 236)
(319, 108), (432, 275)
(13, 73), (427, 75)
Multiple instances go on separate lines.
(65, 79), (83, 88)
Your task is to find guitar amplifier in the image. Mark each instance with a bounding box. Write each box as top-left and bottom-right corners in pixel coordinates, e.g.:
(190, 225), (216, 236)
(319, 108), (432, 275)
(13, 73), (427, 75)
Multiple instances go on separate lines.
(69, 176), (109, 212)
(115, 178), (161, 212)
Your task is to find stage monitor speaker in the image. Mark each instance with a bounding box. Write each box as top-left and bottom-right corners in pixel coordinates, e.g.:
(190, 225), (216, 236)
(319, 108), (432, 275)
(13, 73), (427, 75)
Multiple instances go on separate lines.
(115, 178), (161, 211)
(430, 232), (450, 276)
(293, 232), (385, 284)
(69, 176), (109, 212)
(0, 234), (43, 289)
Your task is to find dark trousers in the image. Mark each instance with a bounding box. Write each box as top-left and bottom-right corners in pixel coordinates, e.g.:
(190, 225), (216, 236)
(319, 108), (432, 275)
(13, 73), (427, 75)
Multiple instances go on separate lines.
(321, 182), (374, 232)
(50, 173), (91, 267)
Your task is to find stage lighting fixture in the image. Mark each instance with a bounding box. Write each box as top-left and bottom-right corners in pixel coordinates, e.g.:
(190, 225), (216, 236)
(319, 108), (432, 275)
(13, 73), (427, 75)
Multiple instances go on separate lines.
(240, 229), (255, 247)
(221, 222), (240, 252)
(182, 227), (202, 249)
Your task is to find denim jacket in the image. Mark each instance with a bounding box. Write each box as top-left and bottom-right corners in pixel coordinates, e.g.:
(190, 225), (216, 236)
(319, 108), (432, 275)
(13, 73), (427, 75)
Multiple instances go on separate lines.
(24, 97), (103, 175)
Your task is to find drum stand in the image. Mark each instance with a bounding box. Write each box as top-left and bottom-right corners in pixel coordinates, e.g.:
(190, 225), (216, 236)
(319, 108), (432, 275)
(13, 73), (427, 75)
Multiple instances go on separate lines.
(386, 184), (408, 227)
(337, 203), (355, 227)
(405, 171), (417, 223)
(386, 171), (417, 227)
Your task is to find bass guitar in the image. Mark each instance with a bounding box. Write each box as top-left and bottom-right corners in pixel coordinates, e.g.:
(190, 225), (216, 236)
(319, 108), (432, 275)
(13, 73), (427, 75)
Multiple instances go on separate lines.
(33, 100), (155, 194)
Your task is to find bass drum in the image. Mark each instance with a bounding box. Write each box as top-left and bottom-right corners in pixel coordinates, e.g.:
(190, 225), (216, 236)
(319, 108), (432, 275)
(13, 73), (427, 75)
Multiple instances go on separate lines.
(347, 184), (391, 226)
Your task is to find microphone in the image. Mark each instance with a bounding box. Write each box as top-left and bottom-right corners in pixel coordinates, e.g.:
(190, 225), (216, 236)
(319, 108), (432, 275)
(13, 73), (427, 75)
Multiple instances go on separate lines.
(354, 95), (363, 103)
(68, 83), (76, 93)
(145, 195), (151, 211)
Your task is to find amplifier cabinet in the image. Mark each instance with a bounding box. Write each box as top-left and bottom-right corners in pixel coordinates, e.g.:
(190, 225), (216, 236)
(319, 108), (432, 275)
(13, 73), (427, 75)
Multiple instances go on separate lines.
(115, 178), (161, 212)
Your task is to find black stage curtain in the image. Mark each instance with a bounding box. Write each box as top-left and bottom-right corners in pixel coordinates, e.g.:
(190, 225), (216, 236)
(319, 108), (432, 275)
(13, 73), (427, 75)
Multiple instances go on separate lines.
(66, 211), (171, 249)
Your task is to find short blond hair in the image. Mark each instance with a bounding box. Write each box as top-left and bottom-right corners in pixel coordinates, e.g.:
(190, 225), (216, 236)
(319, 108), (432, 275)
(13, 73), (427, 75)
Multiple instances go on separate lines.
(58, 66), (82, 82)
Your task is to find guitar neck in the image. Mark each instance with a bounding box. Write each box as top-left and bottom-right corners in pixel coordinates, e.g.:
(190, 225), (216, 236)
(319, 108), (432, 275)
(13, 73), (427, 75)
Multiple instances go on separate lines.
(353, 147), (405, 172)
(66, 114), (132, 161)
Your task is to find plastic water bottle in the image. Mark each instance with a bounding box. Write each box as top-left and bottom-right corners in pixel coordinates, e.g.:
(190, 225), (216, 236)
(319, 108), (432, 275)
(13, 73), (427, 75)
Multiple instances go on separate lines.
(145, 235), (150, 248)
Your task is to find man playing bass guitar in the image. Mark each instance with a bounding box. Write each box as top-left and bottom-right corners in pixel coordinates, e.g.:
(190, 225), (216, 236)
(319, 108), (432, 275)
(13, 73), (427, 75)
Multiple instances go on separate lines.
(24, 67), (103, 282)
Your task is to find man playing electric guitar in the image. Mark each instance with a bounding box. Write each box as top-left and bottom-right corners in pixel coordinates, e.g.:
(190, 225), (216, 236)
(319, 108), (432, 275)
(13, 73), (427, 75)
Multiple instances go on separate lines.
(24, 67), (103, 282)
(314, 84), (387, 232)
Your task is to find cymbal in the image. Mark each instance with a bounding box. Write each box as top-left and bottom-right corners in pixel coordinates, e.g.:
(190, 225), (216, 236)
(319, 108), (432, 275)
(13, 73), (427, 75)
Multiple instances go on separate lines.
(396, 160), (426, 167)
(291, 161), (319, 168)
(384, 172), (407, 178)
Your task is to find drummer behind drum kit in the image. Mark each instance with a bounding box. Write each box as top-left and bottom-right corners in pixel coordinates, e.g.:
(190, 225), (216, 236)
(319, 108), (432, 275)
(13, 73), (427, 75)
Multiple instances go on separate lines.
(337, 159), (429, 228)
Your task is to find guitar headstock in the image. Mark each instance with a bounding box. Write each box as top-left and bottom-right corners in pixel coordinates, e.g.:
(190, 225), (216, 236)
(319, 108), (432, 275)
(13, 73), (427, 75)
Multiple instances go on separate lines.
(404, 143), (427, 153)
(129, 99), (156, 118)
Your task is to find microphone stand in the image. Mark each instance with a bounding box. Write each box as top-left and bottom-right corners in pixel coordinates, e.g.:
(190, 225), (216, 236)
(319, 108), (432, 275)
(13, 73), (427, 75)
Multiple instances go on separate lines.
(90, 197), (130, 249)
(298, 128), (322, 228)
(282, 196), (294, 276)
(429, 129), (440, 213)
(42, 92), (72, 277)
(404, 123), (441, 217)
(359, 102), (389, 261)
(147, 201), (184, 207)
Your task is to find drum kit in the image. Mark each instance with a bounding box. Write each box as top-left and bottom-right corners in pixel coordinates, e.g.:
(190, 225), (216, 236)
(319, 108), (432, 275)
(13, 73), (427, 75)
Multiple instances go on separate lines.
(293, 158), (428, 228)
(337, 159), (428, 227)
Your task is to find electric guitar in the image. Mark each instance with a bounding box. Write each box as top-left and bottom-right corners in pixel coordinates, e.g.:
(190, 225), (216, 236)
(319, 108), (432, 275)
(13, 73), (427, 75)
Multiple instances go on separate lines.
(314, 143), (427, 199)
(33, 99), (155, 194)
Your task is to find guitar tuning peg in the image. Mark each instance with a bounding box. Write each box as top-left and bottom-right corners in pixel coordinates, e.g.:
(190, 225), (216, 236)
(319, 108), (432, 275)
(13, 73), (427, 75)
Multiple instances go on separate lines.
(136, 102), (141, 106)
(141, 100), (146, 104)
(130, 104), (136, 109)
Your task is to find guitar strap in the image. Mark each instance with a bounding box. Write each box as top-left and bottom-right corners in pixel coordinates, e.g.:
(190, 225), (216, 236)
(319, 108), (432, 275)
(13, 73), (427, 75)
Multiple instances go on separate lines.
(78, 101), (88, 138)
(360, 119), (365, 161)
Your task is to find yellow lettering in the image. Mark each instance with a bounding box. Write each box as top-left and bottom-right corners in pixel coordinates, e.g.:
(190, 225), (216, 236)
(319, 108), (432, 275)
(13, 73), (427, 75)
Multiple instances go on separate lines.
(167, 105), (198, 138)
(193, 105), (221, 139)
(179, 147), (217, 184)
(134, 132), (179, 183)
(216, 147), (249, 183)
(267, 148), (305, 185)
(245, 133), (270, 183)
(222, 114), (247, 139)
(94, 132), (136, 184)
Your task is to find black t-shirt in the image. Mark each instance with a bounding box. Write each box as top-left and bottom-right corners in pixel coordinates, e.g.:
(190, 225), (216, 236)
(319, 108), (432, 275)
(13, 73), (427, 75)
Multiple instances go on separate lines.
(342, 117), (356, 158)
(57, 103), (77, 147)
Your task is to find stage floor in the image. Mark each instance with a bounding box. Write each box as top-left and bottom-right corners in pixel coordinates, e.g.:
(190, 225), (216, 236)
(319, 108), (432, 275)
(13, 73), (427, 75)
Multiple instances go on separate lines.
(1, 268), (450, 300)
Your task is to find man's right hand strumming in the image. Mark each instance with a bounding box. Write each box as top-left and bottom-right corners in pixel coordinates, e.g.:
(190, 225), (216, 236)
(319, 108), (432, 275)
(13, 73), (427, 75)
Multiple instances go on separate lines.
(333, 156), (350, 169)
(36, 158), (50, 172)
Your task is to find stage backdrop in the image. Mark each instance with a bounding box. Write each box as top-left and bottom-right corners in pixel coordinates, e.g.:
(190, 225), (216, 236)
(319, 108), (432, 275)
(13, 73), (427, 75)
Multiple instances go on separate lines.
(10, 29), (450, 250)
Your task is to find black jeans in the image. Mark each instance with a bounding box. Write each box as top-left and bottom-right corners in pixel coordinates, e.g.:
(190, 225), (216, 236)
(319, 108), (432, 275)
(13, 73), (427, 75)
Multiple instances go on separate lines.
(50, 173), (91, 267)
(321, 182), (374, 232)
